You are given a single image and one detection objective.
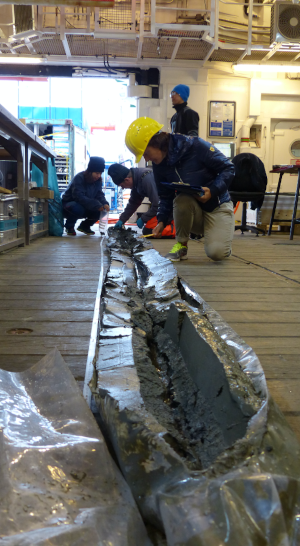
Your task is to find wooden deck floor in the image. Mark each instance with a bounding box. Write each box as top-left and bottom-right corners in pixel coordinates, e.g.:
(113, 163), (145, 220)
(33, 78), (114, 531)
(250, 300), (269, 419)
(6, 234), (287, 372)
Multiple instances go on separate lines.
(151, 232), (300, 443)
(0, 231), (104, 390)
(1, 229), (300, 443)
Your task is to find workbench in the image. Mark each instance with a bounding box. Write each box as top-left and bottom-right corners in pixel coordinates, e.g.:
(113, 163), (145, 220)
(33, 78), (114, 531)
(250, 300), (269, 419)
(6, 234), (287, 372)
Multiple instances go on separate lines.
(0, 104), (56, 253)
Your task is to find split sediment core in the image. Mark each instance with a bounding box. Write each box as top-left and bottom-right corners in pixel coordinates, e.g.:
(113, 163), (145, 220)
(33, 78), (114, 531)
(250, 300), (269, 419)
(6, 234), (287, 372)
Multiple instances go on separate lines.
(92, 228), (300, 543)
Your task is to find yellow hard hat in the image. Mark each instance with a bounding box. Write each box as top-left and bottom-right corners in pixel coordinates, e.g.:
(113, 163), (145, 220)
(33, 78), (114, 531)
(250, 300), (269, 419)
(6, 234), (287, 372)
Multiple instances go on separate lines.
(125, 117), (164, 163)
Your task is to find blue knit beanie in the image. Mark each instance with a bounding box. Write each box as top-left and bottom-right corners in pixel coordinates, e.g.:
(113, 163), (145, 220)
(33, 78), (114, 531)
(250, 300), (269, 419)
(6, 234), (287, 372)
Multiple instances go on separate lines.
(87, 156), (105, 173)
(108, 163), (130, 185)
(172, 84), (190, 102)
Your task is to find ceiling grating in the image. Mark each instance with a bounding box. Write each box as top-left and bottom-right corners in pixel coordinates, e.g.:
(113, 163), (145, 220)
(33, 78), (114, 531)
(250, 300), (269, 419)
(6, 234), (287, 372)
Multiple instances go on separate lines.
(157, 29), (205, 39)
(272, 51), (300, 60)
(175, 39), (212, 60)
(210, 49), (245, 62)
(243, 51), (272, 61)
(1, 1), (300, 69)
(34, 35), (66, 56)
(106, 39), (138, 57)
(142, 37), (177, 59)
(67, 35), (104, 56)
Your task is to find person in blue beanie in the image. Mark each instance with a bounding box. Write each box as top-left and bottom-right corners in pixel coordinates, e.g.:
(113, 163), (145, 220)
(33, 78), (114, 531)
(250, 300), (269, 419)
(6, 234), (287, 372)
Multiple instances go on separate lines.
(170, 84), (199, 137)
(108, 163), (159, 233)
(62, 156), (109, 236)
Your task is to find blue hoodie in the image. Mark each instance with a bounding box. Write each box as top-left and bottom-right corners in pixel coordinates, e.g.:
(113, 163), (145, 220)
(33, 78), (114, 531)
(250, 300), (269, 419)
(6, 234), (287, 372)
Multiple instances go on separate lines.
(62, 171), (108, 211)
(152, 134), (235, 225)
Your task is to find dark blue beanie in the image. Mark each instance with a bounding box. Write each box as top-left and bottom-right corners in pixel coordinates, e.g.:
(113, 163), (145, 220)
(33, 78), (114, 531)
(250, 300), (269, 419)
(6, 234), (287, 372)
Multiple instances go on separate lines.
(172, 84), (190, 102)
(87, 156), (105, 173)
(108, 163), (130, 186)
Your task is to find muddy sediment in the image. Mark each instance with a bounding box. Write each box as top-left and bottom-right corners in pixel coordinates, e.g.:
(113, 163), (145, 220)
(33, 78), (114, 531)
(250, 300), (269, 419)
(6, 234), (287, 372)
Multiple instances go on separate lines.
(93, 228), (300, 544)
(99, 228), (257, 469)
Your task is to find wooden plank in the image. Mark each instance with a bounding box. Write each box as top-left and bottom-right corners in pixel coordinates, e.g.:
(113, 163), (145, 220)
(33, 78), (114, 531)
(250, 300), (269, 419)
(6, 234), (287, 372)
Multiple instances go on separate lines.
(1, 310), (94, 321)
(202, 301), (300, 311)
(0, 336), (89, 354)
(0, 292), (95, 300)
(257, 355), (300, 379)
(214, 311), (300, 323)
(0, 300), (95, 311)
(0, 321), (92, 336)
(266, 379), (300, 413)
(0, 285), (97, 293)
(0, 354), (87, 378)
(0, 278), (99, 285)
(283, 416), (300, 443)
(229, 323), (300, 337)
(182, 286), (298, 294)
(199, 294), (300, 302)
(180, 280), (287, 288)
(241, 338), (300, 352)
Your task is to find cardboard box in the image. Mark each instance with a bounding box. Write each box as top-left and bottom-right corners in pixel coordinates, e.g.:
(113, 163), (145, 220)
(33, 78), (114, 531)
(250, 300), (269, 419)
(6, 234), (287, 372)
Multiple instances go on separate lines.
(29, 188), (54, 199)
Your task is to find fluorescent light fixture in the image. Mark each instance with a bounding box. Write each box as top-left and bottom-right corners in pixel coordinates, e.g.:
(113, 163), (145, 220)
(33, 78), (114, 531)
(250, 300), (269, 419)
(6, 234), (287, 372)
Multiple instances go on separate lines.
(0, 56), (44, 64)
(233, 63), (300, 73)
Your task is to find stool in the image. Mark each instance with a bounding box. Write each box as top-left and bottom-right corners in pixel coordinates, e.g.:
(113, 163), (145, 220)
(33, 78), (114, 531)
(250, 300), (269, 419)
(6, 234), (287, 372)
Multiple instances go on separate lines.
(229, 191), (266, 236)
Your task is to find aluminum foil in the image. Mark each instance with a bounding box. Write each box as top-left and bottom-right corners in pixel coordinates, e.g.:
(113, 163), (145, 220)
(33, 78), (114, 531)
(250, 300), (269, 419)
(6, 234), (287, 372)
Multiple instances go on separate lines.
(0, 348), (151, 545)
(92, 230), (300, 545)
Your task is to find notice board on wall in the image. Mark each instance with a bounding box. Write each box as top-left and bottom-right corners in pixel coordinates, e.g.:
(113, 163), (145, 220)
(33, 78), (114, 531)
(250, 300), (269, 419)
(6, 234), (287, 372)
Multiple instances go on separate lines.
(208, 101), (236, 138)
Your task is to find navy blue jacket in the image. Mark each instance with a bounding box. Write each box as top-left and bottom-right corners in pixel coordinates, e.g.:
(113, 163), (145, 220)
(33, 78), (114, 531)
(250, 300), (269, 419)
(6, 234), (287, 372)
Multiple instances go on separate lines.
(62, 171), (108, 211)
(152, 134), (235, 225)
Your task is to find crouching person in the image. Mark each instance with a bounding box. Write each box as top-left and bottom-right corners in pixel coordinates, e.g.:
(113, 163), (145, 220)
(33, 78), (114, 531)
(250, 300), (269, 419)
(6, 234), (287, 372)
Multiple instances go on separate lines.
(108, 163), (159, 234)
(62, 156), (109, 236)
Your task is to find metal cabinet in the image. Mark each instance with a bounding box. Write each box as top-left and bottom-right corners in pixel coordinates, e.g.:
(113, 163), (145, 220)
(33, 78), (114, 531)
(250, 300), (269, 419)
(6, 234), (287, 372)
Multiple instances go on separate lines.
(0, 104), (56, 252)
(0, 194), (18, 245)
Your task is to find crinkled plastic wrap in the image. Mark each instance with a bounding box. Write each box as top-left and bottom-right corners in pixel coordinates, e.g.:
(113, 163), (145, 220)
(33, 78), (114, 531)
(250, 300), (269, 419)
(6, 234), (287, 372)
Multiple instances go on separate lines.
(92, 230), (300, 545)
(0, 348), (151, 545)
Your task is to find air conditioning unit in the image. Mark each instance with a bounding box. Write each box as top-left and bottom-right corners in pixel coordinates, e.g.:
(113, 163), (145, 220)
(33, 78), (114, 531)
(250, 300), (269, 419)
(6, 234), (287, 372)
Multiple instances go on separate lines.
(270, 1), (300, 44)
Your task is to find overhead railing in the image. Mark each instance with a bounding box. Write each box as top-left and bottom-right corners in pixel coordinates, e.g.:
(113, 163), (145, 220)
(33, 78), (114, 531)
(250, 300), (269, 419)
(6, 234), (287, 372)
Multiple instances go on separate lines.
(1, 0), (300, 67)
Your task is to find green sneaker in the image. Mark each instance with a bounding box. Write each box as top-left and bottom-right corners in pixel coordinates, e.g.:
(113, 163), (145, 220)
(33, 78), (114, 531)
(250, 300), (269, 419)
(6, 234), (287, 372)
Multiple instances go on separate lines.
(165, 242), (188, 262)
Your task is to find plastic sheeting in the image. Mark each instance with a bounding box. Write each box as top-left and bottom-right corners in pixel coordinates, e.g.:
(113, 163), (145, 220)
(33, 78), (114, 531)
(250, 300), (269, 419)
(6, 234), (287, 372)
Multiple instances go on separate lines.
(92, 229), (300, 546)
(47, 158), (64, 237)
(31, 159), (64, 237)
(0, 348), (151, 545)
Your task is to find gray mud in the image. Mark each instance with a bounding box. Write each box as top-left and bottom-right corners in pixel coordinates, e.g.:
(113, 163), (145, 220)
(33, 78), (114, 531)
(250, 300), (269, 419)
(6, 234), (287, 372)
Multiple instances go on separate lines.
(107, 226), (147, 253)
(101, 229), (254, 470)
(133, 327), (227, 470)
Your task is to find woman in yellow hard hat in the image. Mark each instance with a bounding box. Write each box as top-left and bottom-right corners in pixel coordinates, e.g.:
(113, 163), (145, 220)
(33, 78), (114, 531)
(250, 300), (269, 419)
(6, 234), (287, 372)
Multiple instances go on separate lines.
(125, 117), (235, 263)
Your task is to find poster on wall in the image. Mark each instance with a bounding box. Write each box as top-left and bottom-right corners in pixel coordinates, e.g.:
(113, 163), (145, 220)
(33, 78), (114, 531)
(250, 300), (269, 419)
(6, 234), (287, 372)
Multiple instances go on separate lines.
(208, 101), (236, 138)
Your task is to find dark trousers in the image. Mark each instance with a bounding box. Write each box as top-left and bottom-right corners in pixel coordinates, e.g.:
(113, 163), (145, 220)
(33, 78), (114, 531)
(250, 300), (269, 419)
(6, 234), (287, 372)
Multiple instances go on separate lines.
(63, 201), (100, 230)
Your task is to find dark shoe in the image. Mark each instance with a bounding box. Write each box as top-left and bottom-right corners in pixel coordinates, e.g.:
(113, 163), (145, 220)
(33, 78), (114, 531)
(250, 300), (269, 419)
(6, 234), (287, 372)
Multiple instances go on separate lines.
(66, 229), (76, 236)
(190, 233), (202, 241)
(165, 242), (188, 262)
(77, 226), (95, 235)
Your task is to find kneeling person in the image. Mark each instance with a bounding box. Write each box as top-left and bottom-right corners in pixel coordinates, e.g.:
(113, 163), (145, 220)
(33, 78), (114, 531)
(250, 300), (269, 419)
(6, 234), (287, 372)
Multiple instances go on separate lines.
(62, 156), (109, 236)
(125, 117), (235, 262)
(108, 163), (159, 233)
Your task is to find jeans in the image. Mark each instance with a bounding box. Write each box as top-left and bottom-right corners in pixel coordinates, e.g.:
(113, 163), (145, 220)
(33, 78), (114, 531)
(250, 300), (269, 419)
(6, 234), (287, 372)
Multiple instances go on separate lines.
(63, 201), (100, 230)
(173, 193), (234, 261)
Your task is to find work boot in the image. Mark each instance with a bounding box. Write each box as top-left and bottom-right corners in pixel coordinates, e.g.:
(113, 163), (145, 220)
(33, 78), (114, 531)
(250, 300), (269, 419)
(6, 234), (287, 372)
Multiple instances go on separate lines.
(165, 242), (188, 262)
(77, 221), (95, 235)
(64, 223), (76, 236)
(66, 229), (76, 236)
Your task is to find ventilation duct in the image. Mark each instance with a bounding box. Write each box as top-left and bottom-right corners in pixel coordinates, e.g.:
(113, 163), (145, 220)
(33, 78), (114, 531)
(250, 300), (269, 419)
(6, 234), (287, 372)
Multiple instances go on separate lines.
(270, 1), (300, 44)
